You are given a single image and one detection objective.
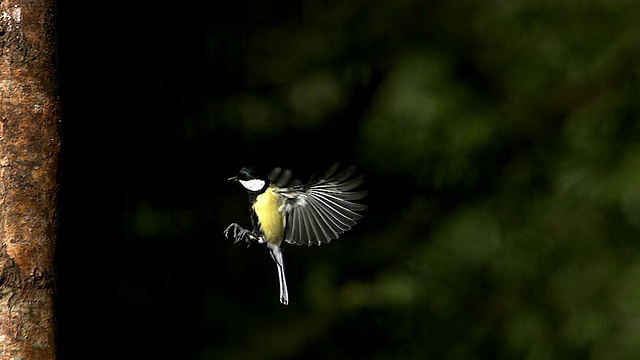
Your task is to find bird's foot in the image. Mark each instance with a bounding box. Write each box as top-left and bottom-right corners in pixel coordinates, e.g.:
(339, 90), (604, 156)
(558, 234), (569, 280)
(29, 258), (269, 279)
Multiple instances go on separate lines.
(224, 223), (256, 248)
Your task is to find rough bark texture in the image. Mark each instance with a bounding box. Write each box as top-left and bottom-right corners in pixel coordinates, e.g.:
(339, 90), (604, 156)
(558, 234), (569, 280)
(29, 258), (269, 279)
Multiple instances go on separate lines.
(0, 0), (60, 358)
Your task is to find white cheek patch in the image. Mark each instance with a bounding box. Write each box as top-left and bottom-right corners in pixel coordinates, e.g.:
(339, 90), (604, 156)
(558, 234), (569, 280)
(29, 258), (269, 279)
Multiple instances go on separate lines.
(239, 179), (266, 192)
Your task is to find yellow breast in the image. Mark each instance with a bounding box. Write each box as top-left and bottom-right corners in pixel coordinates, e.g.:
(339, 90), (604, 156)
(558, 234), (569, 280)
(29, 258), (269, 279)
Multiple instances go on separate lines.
(252, 186), (285, 245)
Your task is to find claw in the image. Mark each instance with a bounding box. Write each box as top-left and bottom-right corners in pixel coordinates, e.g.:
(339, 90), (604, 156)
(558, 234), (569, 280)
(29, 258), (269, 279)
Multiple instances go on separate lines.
(223, 223), (236, 239)
(224, 223), (256, 247)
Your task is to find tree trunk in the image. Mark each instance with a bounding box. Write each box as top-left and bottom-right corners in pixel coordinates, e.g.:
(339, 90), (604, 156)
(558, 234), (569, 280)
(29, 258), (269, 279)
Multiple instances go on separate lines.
(0, 0), (60, 358)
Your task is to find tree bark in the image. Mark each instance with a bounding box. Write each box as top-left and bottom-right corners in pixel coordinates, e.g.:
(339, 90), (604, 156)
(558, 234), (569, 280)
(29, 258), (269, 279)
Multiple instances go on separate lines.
(0, 0), (60, 358)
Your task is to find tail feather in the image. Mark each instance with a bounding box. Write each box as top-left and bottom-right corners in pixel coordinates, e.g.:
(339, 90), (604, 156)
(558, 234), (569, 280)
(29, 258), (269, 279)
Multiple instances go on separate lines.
(269, 245), (289, 305)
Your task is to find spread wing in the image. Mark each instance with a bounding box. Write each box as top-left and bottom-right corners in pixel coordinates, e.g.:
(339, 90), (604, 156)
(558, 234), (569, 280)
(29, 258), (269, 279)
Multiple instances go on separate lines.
(274, 164), (367, 246)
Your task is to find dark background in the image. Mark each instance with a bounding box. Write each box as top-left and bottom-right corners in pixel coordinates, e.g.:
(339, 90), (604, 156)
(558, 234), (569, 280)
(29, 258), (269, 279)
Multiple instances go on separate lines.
(56, 1), (640, 359)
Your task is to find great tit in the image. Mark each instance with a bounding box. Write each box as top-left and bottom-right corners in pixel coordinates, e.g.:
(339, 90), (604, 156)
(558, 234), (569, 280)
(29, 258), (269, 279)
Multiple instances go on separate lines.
(224, 163), (367, 305)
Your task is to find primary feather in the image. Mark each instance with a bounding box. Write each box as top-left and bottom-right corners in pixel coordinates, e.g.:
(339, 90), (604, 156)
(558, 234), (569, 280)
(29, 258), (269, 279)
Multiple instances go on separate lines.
(273, 164), (368, 246)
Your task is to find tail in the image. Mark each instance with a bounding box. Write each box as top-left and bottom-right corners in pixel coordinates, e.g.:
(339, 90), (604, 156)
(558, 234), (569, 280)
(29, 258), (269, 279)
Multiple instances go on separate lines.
(269, 244), (289, 305)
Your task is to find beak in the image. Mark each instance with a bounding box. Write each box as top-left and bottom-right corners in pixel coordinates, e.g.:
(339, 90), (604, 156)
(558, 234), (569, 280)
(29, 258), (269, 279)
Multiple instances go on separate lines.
(228, 176), (238, 181)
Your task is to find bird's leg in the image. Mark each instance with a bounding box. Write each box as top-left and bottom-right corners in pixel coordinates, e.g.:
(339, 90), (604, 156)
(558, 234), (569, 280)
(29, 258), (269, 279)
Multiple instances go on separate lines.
(224, 223), (258, 247)
(268, 244), (289, 305)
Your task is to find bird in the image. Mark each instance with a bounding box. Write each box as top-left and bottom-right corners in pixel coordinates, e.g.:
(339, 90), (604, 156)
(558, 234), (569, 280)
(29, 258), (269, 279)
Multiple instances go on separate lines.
(224, 163), (367, 305)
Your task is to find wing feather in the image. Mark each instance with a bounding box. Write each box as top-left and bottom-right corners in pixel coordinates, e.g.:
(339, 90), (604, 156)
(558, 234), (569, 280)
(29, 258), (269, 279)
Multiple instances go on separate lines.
(307, 195), (356, 234)
(312, 203), (342, 239)
(291, 209), (304, 245)
(277, 164), (368, 246)
(311, 190), (367, 217)
(305, 199), (336, 244)
(299, 203), (316, 245)
(299, 198), (320, 245)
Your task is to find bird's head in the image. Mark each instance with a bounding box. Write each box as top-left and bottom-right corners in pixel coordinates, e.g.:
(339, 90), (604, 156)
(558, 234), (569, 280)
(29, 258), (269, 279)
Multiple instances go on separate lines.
(228, 166), (267, 192)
